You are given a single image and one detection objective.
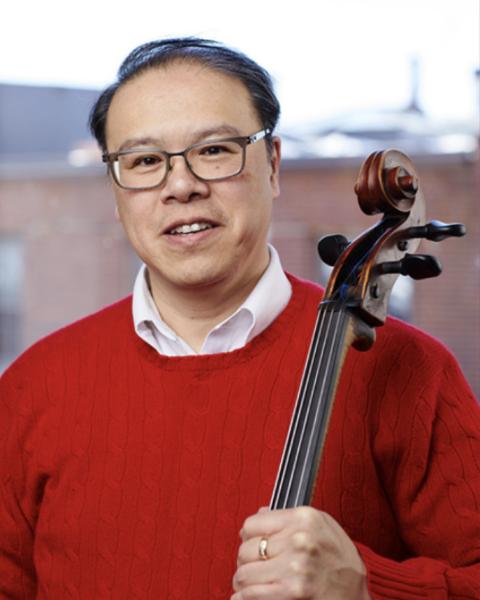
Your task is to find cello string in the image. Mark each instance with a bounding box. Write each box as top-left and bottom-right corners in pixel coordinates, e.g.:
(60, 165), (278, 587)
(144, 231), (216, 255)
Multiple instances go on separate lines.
(271, 287), (349, 508)
(277, 303), (347, 508)
(270, 304), (331, 508)
(278, 305), (341, 508)
(283, 307), (338, 506)
(292, 307), (347, 506)
(270, 305), (329, 508)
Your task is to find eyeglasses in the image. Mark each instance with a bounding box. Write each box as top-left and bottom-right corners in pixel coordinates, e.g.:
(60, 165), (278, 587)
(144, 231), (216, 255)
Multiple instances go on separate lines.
(102, 128), (272, 190)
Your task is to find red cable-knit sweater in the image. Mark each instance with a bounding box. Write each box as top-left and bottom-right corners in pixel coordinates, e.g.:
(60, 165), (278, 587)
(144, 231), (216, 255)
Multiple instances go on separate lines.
(1, 276), (479, 599)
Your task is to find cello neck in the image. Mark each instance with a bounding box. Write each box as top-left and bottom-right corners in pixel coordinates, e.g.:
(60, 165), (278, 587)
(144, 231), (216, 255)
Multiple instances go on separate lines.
(270, 300), (356, 509)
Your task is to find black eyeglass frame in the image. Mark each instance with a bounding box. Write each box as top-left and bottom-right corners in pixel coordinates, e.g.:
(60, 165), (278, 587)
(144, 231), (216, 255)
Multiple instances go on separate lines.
(102, 128), (272, 191)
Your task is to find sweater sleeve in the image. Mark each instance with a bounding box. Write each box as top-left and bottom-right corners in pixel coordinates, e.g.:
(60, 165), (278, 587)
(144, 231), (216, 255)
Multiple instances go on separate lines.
(0, 362), (38, 599)
(357, 348), (480, 599)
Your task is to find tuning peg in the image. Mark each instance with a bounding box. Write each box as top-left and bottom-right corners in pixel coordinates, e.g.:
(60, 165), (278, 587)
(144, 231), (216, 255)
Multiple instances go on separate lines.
(401, 220), (466, 242)
(376, 254), (442, 280)
(317, 234), (349, 266)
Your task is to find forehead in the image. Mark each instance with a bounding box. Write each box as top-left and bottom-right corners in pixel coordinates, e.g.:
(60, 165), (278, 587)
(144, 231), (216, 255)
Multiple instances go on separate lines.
(106, 62), (260, 149)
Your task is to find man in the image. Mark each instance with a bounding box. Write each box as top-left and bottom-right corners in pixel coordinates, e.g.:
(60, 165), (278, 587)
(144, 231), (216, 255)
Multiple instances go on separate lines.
(0, 37), (479, 599)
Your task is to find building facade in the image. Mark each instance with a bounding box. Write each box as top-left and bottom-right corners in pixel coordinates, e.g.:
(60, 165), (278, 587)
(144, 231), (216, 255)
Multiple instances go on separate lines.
(1, 153), (478, 395)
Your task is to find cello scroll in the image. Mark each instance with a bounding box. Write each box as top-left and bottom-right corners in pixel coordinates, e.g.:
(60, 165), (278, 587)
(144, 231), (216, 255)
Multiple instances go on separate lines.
(319, 149), (465, 329)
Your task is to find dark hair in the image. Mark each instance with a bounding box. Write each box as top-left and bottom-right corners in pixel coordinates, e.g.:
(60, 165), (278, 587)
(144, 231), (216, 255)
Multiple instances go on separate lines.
(89, 37), (280, 153)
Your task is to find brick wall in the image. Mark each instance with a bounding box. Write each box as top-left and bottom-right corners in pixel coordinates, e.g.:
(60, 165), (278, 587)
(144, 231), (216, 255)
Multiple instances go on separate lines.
(0, 173), (136, 345)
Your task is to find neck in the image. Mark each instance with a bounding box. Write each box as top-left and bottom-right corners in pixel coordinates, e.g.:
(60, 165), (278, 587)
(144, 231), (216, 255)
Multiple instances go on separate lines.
(147, 266), (267, 352)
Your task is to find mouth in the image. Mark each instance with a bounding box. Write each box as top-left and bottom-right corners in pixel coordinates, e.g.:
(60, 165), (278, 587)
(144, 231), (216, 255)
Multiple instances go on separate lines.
(164, 220), (219, 236)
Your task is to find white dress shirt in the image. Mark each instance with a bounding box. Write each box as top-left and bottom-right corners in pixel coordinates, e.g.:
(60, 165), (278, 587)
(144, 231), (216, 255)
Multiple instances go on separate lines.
(132, 245), (292, 356)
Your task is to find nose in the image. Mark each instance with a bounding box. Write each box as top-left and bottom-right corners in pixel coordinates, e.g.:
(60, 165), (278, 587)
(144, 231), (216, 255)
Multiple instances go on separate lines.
(162, 155), (209, 203)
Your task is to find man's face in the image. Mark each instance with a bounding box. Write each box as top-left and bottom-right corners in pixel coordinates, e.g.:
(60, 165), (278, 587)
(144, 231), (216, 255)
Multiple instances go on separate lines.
(105, 61), (280, 300)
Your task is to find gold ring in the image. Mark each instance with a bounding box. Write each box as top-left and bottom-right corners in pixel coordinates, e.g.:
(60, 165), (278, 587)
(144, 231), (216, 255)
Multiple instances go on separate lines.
(258, 537), (268, 560)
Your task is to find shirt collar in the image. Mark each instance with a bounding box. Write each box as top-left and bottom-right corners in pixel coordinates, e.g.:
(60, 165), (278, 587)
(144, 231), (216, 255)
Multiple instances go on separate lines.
(132, 244), (292, 355)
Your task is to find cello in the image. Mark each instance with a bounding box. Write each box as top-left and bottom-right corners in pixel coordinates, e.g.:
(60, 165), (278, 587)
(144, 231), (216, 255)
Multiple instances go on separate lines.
(270, 149), (466, 509)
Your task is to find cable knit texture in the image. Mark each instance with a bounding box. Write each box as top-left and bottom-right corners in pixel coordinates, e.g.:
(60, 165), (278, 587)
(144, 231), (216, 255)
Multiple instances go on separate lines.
(1, 275), (479, 599)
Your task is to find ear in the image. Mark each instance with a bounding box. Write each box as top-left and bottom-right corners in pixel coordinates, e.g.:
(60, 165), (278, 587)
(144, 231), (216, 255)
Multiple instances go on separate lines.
(114, 204), (120, 220)
(269, 136), (281, 198)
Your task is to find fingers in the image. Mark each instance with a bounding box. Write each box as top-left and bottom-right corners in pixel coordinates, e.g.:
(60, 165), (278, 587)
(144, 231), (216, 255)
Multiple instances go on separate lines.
(231, 583), (286, 600)
(234, 518), (321, 593)
(233, 548), (318, 597)
(233, 507), (369, 599)
(237, 507), (332, 571)
(240, 506), (289, 541)
(233, 553), (282, 591)
(233, 549), (317, 596)
(237, 535), (278, 566)
(240, 505), (325, 543)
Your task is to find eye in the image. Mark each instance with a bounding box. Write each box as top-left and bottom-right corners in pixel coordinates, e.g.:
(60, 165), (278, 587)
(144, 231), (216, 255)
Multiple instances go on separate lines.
(197, 141), (239, 158)
(201, 144), (230, 156)
(120, 151), (166, 171)
(132, 153), (164, 168)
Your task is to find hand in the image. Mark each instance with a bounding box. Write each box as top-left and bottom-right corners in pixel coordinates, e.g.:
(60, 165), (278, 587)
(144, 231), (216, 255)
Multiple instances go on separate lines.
(231, 506), (370, 599)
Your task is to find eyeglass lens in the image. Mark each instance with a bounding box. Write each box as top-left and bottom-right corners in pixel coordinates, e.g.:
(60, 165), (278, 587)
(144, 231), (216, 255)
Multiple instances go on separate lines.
(114, 139), (245, 189)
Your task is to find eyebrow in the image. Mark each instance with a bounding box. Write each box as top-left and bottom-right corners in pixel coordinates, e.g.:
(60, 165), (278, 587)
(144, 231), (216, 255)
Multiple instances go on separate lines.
(117, 124), (243, 153)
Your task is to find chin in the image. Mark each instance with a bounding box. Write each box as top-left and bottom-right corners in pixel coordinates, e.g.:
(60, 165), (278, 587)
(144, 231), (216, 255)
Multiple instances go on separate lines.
(160, 266), (227, 291)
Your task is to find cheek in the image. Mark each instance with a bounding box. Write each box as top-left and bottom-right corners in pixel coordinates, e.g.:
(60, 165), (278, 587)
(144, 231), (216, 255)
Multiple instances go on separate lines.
(115, 201), (150, 249)
(115, 191), (153, 233)
(232, 201), (272, 248)
(115, 200), (134, 231)
(225, 178), (273, 242)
